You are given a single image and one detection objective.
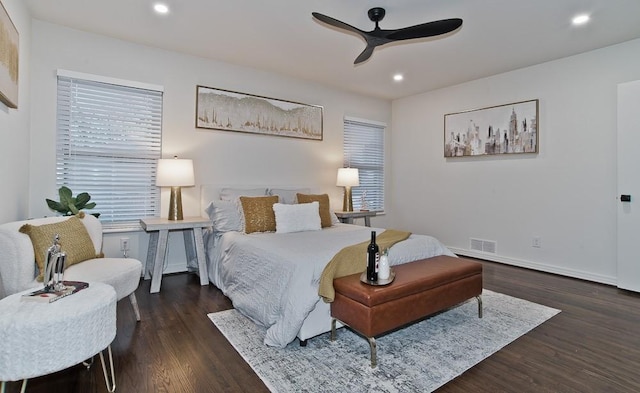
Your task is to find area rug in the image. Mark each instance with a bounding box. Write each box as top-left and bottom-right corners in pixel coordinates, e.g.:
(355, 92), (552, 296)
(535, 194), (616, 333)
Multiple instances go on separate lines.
(208, 290), (559, 393)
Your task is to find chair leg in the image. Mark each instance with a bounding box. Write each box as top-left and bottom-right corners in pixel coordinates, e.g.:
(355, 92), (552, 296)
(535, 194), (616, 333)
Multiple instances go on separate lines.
(129, 292), (141, 321)
(1, 380), (28, 393)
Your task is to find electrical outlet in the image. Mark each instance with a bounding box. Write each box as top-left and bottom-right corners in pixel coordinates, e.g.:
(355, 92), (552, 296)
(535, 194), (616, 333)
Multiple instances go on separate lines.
(532, 236), (541, 248)
(120, 238), (130, 251)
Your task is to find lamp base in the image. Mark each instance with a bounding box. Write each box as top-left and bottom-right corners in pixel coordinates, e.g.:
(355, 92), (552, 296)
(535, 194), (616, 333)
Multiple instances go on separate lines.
(168, 186), (184, 220)
(342, 186), (354, 212)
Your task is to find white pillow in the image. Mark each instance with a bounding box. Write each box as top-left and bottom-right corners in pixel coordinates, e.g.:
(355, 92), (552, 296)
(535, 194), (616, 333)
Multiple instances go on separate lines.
(219, 188), (267, 201)
(273, 202), (322, 234)
(268, 188), (311, 204)
(205, 200), (243, 232)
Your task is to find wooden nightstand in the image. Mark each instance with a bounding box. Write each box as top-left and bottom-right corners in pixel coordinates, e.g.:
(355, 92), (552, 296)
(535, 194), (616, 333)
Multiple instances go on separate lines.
(140, 216), (211, 293)
(334, 210), (377, 227)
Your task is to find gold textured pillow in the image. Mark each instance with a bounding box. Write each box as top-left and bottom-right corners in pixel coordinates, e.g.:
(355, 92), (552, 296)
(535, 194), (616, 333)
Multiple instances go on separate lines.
(239, 195), (279, 234)
(296, 193), (332, 228)
(19, 216), (100, 281)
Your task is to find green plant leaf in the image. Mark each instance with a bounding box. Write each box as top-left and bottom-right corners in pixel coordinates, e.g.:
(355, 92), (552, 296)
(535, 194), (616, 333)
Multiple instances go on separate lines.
(46, 199), (66, 213)
(76, 192), (91, 206)
(60, 195), (74, 209)
(59, 186), (73, 201)
(83, 202), (97, 210)
(69, 204), (79, 214)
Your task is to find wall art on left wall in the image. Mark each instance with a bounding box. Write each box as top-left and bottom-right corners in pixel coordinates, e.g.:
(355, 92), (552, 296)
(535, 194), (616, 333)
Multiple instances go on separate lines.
(0, 0), (18, 109)
(195, 85), (323, 140)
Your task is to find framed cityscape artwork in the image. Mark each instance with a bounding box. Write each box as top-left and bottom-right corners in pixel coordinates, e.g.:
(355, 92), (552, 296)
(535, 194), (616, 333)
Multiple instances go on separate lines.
(196, 85), (323, 140)
(444, 99), (538, 157)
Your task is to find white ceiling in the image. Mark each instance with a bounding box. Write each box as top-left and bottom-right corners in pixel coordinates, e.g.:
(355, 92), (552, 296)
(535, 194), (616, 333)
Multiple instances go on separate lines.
(25, 0), (640, 100)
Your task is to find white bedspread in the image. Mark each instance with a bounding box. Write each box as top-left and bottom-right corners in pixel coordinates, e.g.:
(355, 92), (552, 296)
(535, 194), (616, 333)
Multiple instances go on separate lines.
(206, 224), (454, 348)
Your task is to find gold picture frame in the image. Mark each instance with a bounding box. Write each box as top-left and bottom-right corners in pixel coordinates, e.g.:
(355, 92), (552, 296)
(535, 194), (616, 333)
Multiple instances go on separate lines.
(0, 0), (18, 109)
(444, 99), (539, 157)
(196, 85), (323, 141)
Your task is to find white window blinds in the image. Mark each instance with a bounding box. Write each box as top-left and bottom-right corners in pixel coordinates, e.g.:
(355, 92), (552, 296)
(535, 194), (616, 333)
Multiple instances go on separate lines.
(56, 73), (163, 229)
(343, 117), (385, 212)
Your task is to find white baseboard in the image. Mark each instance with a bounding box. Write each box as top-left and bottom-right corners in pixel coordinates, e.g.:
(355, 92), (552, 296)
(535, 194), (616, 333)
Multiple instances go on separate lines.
(448, 247), (617, 286)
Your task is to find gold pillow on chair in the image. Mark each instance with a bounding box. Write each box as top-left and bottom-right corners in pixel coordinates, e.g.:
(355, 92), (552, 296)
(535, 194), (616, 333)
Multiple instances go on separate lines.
(20, 215), (100, 281)
(239, 195), (279, 234)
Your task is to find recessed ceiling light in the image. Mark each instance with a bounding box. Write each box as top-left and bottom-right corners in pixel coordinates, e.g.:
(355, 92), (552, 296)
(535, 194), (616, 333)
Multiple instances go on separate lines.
(393, 74), (404, 82)
(154, 3), (169, 14)
(572, 14), (590, 26)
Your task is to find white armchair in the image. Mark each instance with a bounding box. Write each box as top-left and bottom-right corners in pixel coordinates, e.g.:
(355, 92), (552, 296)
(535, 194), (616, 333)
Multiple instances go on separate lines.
(0, 214), (142, 321)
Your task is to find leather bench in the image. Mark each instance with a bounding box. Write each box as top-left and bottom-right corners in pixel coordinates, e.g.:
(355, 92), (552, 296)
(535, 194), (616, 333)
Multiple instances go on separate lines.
(330, 255), (483, 367)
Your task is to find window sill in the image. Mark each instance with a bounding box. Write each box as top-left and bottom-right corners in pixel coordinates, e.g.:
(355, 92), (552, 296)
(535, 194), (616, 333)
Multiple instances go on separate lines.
(103, 224), (143, 234)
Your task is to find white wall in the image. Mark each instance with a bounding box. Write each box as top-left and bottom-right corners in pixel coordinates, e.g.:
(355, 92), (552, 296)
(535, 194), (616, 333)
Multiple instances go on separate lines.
(28, 20), (391, 272)
(0, 0), (30, 223)
(391, 38), (640, 285)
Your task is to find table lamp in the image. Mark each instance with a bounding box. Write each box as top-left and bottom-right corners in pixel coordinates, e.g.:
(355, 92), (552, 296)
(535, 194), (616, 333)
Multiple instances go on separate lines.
(156, 157), (195, 220)
(336, 168), (359, 212)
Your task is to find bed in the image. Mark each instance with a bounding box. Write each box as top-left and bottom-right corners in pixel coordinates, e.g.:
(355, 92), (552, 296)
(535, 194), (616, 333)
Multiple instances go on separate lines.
(201, 185), (455, 348)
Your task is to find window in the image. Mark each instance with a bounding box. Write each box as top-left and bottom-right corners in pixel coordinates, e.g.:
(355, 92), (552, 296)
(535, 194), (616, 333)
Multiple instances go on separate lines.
(56, 70), (163, 229)
(343, 117), (385, 212)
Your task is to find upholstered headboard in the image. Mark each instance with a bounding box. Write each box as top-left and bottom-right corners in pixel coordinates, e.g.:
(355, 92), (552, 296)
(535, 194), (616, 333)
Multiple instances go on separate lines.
(200, 184), (328, 215)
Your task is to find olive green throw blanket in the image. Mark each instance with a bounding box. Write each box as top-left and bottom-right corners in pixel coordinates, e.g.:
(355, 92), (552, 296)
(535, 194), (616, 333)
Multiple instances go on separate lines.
(318, 229), (411, 302)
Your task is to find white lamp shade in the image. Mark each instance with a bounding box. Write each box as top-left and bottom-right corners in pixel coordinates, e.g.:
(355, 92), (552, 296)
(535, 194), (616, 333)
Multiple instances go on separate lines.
(336, 168), (360, 187)
(156, 158), (195, 187)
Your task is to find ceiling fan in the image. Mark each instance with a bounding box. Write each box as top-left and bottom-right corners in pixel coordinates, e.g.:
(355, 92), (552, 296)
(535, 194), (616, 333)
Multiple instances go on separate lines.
(312, 7), (463, 65)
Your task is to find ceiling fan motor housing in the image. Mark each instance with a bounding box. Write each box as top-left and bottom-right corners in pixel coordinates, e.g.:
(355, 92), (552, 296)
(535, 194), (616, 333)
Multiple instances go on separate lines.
(368, 7), (386, 24)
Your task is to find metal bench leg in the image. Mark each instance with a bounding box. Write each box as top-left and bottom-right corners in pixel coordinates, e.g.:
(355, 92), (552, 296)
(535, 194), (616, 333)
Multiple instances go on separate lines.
(331, 317), (377, 368)
(368, 337), (377, 368)
(99, 345), (116, 392)
(476, 295), (483, 318)
(330, 318), (337, 341)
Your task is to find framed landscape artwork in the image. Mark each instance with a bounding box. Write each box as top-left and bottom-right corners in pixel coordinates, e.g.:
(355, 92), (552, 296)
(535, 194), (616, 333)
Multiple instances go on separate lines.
(0, 0), (19, 108)
(444, 99), (539, 157)
(196, 85), (323, 140)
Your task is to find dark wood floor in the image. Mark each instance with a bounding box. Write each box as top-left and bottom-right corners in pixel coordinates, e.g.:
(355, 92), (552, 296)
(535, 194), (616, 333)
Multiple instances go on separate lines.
(4, 260), (640, 392)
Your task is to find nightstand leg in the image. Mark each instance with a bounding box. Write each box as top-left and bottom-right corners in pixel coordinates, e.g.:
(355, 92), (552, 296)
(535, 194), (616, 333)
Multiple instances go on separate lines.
(192, 227), (209, 286)
(144, 231), (159, 280)
(150, 229), (168, 293)
(183, 229), (197, 272)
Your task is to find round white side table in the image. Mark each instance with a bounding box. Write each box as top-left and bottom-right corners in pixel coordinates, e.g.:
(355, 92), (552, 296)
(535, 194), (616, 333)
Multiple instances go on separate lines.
(0, 282), (117, 392)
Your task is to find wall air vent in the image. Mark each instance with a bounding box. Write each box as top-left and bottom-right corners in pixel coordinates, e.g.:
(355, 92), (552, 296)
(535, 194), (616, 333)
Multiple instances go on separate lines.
(470, 238), (497, 254)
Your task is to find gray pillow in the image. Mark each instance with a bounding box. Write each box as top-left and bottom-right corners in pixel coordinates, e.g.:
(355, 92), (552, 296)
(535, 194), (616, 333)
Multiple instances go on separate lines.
(205, 200), (243, 232)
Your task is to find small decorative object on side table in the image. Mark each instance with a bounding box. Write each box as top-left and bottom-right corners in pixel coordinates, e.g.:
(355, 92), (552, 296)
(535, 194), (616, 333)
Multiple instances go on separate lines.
(140, 216), (211, 293)
(334, 210), (377, 227)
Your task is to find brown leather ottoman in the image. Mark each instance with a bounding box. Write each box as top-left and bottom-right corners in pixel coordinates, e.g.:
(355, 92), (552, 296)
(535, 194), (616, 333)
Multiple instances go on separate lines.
(330, 255), (483, 367)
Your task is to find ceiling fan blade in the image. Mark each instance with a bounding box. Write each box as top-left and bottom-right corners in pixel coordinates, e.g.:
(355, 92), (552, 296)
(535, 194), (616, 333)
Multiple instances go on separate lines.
(354, 45), (375, 65)
(312, 12), (365, 37)
(387, 18), (463, 41)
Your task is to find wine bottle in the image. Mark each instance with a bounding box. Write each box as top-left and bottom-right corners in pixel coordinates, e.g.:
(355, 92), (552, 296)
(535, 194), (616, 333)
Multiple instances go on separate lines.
(367, 231), (379, 282)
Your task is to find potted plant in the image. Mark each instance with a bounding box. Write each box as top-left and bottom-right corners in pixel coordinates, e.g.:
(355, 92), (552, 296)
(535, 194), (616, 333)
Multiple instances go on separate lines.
(46, 186), (100, 218)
